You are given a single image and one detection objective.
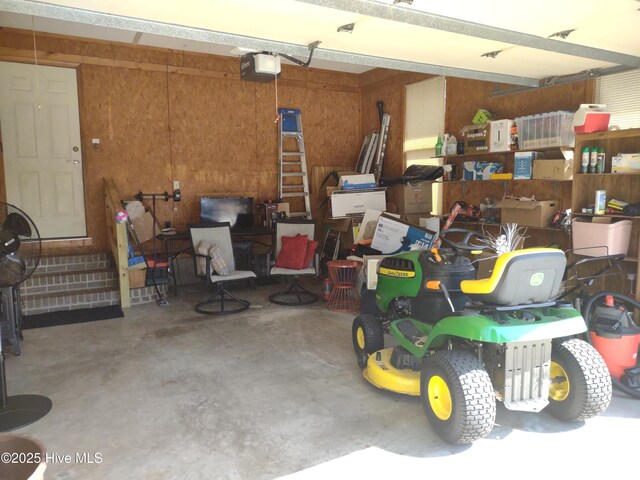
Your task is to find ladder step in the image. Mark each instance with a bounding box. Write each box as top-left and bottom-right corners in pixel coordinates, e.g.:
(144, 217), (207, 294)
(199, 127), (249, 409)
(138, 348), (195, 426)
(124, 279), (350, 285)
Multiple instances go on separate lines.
(282, 173), (305, 177)
(288, 212), (310, 218)
(282, 185), (305, 190)
(282, 131), (302, 137)
(282, 152), (304, 156)
(281, 192), (309, 198)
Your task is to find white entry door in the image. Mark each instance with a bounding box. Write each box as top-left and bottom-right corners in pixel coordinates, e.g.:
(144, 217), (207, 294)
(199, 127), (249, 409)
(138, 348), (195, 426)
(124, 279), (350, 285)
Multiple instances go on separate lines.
(0, 61), (86, 238)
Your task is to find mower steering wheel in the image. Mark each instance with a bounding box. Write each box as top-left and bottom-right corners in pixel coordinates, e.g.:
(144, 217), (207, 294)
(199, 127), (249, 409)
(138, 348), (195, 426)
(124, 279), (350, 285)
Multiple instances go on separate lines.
(439, 228), (488, 253)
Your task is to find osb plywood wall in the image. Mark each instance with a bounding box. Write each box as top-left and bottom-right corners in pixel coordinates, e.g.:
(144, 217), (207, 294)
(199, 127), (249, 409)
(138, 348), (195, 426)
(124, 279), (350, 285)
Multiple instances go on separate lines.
(0, 28), (593, 255)
(359, 70), (432, 179)
(445, 77), (594, 136)
(0, 29), (361, 253)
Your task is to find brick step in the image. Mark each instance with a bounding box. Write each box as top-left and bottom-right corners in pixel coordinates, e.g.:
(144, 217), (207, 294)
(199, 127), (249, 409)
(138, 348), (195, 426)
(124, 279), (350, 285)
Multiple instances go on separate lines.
(22, 286), (120, 316)
(33, 253), (113, 274)
(130, 284), (169, 306)
(20, 267), (118, 294)
(21, 252), (170, 315)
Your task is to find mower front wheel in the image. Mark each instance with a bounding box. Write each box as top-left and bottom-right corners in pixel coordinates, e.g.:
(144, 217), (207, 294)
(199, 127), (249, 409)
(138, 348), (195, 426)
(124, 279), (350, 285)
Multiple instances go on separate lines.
(352, 315), (384, 369)
(547, 338), (612, 422)
(421, 350), (496, 444)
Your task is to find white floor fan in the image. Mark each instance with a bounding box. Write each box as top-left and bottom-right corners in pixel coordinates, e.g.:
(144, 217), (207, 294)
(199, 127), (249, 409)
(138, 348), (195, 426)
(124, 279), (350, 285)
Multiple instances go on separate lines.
(0, 202), (51, 431)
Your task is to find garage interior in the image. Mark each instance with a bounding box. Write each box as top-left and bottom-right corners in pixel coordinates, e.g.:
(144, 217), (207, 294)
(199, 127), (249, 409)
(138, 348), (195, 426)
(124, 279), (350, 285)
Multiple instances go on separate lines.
(1, 1), (640, 479)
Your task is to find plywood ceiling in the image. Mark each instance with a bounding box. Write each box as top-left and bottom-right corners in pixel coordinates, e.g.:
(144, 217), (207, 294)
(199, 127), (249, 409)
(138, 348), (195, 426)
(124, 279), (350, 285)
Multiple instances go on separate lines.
(1, 0), (639, 85)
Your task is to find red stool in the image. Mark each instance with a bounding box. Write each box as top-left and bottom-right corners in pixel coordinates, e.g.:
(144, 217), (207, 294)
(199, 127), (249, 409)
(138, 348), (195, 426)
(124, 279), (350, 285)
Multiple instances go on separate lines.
(326, 260), (362, 313)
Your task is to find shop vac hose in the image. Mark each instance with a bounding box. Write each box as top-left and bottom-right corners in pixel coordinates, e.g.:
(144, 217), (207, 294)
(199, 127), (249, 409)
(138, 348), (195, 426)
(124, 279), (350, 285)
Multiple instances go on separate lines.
(582, 291), (640, 399)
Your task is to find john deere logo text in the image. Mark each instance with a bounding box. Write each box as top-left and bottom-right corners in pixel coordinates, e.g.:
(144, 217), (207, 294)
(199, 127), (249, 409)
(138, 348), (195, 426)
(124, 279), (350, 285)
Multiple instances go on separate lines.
(379, 267), (415, 278)
(529, 272), (544, 286)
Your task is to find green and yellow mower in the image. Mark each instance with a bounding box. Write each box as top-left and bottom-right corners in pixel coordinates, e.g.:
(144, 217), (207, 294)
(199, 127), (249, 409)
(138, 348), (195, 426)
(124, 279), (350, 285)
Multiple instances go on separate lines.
(353, 229), (612, 444)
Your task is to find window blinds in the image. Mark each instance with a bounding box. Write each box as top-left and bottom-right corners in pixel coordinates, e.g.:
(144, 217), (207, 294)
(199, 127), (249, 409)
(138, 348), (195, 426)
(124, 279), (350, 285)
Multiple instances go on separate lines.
(404, 77), (445, 163)
(595, 69), (640, 130)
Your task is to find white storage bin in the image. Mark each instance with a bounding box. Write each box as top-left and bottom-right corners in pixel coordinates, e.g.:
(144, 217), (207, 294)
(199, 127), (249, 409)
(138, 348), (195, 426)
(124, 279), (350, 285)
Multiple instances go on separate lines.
(572, 218), (632, 257)
(515, 111), (575, 149)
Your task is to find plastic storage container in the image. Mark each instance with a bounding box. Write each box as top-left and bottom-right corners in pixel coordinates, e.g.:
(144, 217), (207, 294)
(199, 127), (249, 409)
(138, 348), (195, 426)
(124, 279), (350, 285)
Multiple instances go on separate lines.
(515, 111), (575, 149)
(571, 218), (632, 257)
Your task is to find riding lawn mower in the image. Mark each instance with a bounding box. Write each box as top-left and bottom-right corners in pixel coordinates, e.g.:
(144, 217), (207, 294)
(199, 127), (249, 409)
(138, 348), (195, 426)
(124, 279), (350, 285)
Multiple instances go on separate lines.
(352, 228), (613, 444)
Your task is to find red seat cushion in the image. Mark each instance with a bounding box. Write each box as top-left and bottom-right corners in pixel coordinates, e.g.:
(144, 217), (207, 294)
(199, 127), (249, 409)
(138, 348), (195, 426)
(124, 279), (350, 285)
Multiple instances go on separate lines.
(275, 234), (309, 270)
(304, 240), (318, 268)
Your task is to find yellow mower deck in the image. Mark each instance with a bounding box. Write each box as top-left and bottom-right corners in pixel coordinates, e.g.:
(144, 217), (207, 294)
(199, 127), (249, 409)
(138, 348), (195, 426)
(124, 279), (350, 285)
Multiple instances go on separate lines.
(363, 348), (421, 396)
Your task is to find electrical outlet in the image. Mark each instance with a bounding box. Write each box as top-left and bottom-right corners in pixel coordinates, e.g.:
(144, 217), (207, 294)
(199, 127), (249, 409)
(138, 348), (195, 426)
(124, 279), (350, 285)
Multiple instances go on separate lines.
(173, 180), (180, 191)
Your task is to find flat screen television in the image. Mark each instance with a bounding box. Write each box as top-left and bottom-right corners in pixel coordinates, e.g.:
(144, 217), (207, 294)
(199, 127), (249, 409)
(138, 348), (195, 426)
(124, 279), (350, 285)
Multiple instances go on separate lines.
(200, 197), (254, 231)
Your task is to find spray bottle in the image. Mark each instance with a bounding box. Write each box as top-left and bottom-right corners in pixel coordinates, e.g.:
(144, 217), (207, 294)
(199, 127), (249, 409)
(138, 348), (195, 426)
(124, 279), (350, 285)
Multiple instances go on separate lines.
(589, 147), (598, 173)
(581, 147), (589, 173)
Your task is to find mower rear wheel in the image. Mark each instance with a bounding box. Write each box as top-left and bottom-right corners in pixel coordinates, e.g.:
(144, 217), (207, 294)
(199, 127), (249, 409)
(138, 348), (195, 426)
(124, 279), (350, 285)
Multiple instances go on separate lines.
(352, 315), (384, 369)
(547, 338), (612, 422)
(421, 350), (496, 444)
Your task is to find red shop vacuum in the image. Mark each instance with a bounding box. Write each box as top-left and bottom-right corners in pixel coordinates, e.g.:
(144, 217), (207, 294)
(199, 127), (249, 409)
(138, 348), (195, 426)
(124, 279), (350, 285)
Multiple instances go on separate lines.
(584, 292), (640, 398)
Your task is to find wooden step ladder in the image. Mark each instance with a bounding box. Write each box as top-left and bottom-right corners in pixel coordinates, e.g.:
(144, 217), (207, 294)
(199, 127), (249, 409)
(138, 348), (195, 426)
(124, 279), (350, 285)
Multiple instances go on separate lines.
(278, 108), (311, 219)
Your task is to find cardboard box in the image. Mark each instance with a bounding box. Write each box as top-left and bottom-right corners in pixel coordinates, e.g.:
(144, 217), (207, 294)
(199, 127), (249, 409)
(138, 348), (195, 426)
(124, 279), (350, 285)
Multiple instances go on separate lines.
(498, 198), (559, 227)
(132, 211), (159, 243)
(338, 173), (377, 190)
(533, 159), (573, 180)
(355, 209), (385, 244)
(331, 188), (386, 218)
(371, 214), (437, 254)
(461, 124), (490, 153)
(128, 267), (147, 288)
(326, 185), (339, 197)
(463, 161), (503, 180)
(612, 153), (640, 173)
(363, 254), (390, 290)
(489, 119), (515, 152)
(403, 213), (441, 235)
(386, 181), (433, 215)
(403, 213), (427, 226)
(513, 151), (543, 179)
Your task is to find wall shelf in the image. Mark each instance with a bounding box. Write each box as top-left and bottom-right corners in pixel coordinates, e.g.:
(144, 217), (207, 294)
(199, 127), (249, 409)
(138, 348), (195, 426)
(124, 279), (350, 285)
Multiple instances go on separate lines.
(574, 172), (639, 177)
(572, 213), (636, 220)
(443, 179), (572, 184)
(442, 148), (574, 252)
(452, 221), (568, 234)
(571, 127), (640, 298)
(442, 145), (572, 160)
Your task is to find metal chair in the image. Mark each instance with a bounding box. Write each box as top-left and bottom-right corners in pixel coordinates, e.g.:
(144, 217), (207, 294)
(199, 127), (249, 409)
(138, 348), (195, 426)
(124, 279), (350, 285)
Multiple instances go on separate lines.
(269, 219), (319, 306)
(189, 223), (256, 315)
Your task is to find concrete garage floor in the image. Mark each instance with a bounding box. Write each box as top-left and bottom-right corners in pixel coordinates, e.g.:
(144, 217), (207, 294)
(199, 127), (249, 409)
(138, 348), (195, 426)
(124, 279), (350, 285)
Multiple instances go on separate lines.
(6, 279), (640, 480)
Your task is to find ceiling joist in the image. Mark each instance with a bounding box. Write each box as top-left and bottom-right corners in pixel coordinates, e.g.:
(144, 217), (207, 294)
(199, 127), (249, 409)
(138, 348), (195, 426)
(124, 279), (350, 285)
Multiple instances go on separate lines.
(0, 0), (539, 86)
(295, 0), (640, 68)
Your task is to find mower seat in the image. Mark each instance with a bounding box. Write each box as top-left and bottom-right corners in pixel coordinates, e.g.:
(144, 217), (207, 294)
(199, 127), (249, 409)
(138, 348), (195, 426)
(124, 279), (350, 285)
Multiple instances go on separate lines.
(460, 248), (566, 306)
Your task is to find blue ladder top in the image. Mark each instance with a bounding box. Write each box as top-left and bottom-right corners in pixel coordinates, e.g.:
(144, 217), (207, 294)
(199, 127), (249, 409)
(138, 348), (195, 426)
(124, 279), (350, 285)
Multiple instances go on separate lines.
(278, 108), (301, 115)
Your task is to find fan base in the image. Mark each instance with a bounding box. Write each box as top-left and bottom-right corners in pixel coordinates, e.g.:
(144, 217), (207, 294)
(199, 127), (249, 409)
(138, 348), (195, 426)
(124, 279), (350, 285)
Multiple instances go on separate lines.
(0, 395), (52, 432)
